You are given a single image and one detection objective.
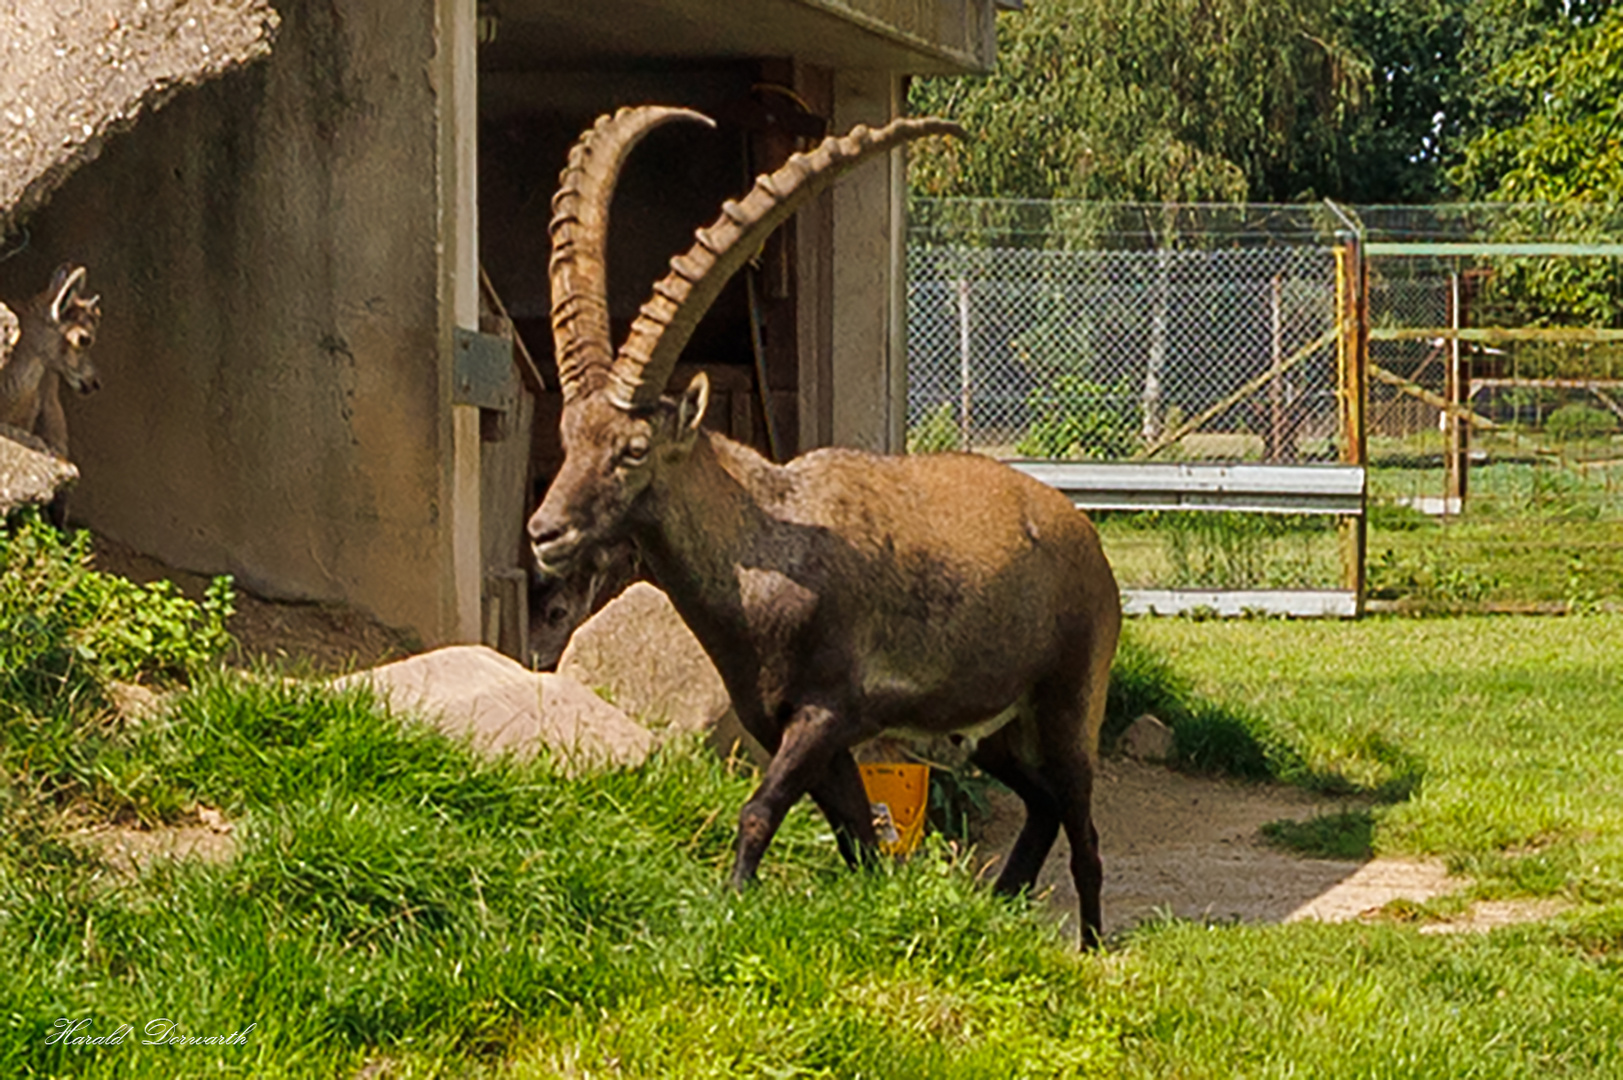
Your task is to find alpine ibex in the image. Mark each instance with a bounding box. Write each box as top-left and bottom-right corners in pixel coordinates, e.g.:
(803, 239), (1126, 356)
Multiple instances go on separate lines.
(528, 108), (1121, 946)
(0, 264), (102, 459)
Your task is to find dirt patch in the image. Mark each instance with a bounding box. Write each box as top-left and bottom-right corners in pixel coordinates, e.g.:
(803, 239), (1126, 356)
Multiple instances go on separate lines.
(91, 535), (415, 675)
(1417, 899), (1574, 935)
(77, 807), (237, 879)
(975, 758), (1462, 933)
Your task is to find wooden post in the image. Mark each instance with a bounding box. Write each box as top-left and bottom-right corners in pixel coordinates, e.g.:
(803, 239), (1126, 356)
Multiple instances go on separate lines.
(1444, 270), (1470, 512)
(956, 277), (972, 450)
(1335, 244), (1368, 612)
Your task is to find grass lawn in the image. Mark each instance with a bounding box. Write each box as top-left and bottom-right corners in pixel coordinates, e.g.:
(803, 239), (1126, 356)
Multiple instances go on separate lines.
(6, 513), (1623, 1077)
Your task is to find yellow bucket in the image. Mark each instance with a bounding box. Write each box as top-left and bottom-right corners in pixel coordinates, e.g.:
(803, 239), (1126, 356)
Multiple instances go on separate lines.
(858, 762), (930, 856)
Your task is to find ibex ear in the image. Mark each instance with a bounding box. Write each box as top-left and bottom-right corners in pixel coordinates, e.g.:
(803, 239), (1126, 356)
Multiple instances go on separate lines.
(676, 371), (710, 440)
(49, 266), (86, 325)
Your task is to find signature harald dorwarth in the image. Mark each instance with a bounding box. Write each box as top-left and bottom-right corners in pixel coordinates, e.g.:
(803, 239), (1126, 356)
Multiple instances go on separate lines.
(47, 1017), (256, 1048)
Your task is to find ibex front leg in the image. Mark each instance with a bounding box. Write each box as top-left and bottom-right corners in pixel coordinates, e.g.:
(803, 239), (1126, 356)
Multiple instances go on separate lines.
(731, 704), (873, 888)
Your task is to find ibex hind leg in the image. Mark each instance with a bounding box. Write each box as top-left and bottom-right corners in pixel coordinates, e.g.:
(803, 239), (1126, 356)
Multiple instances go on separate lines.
(973, 661), (1110, 949)
(1037, 627), (1118, 950)
(970, 729), (1062, 896)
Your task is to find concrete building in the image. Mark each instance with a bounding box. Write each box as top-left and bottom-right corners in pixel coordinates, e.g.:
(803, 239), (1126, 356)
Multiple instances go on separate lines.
(0, 0), (1004, 654)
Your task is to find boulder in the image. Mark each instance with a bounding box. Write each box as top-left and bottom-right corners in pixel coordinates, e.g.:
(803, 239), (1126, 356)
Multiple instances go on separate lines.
(0, 422), (78, 514)
(558, 582), (733, 739)
(1120, 714), (1177, 762)
(335, 644), (652, 774)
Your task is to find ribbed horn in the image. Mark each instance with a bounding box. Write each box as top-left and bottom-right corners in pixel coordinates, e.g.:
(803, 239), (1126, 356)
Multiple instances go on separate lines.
(549, 106), (715, 402)
(606, 116), (964, 410)
(49, 265), (87, 325)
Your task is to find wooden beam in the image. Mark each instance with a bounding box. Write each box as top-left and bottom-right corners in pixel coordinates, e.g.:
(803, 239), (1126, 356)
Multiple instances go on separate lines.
(1133, 327), (1337, 461)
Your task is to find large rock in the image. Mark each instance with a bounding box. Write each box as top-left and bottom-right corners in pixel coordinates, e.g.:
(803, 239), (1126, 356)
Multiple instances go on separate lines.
(2, 0), (280, 238)
(1120, 714), (1176, 762)
(0, 422), (78, 514)
(558, 582), (733, 740)
(335, 645), (652, 774)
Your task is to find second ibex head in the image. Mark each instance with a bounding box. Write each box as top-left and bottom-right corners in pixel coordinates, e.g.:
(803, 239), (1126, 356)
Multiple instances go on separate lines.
(43, 263), (102, 395)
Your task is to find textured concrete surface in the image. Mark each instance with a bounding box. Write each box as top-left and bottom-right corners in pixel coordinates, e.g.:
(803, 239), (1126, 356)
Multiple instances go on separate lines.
(1, 0), (278, 237)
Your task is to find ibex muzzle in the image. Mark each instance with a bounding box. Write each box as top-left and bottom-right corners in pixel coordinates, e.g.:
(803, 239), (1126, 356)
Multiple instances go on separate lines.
(529, 108), (1122, 947)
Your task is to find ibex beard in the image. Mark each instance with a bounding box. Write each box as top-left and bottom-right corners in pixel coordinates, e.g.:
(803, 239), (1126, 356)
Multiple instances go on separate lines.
(529, 107), (1122, 948)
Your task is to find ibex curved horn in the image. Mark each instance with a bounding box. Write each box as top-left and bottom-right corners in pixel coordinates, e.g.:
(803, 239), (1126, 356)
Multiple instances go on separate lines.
(549, 106), (714, 402)
(606, 116), (964, 410)
(48, 265), (87, 326)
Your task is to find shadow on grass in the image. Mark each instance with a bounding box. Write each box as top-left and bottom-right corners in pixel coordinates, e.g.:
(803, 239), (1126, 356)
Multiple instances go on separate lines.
(1104, 634), (1425, 804)
(1260, 810), (1376, 860)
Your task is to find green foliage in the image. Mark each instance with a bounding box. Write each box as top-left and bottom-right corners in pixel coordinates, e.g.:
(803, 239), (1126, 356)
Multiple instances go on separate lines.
(0, 511), (234, 717)
(1017, 376), (1139, 460)
(1329, 0), (1468, 202)
(1369, 546), (1501, 606)
(1545, 403), (1620, 441)
(907, 400), (963, 454)
(1159, 511), (1334, 590)
(1455, 7), (1623, 202)
(909, 0), (1621, 204)
(909, 0), (1369, 202)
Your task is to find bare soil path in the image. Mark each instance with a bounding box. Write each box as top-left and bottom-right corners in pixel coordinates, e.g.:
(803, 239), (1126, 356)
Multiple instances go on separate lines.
(976, 759), (1452, 932)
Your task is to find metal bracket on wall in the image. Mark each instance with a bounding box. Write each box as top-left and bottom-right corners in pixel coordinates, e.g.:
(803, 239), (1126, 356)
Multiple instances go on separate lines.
(452, 327), (518, 413)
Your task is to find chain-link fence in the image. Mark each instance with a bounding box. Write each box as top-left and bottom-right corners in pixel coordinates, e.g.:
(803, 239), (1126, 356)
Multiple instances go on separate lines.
(907, 201), (1357, 597)
(905, 200), (1623, 609)
(1357, 205), (1623, 610)
(907, 201), (1351, 465)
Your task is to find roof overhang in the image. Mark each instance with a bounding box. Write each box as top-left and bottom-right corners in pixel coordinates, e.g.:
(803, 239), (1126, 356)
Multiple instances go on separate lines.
(478, 0), (998, 75)
(1, 0), (279, 239)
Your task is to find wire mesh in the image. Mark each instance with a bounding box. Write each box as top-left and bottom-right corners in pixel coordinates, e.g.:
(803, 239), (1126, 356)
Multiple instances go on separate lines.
(906, 201), (1353, 595)
(906, 202), (1347, 465)
(906, 200), (1623, 608)
(1359, 208), (1623, 610)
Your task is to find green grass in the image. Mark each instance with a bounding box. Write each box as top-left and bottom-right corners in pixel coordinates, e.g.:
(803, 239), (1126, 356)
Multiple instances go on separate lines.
(1127, 615), (1623, 903)
(1261, 809), (1377, 860)
(1090, 455), (1623, 607)
(8, 512), (1623, 1076)
(3, 675), (1124, 1079)
(12, 663), (1623, 1079)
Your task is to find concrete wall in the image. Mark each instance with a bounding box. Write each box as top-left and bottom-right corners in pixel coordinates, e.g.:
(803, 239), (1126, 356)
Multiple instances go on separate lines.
(0, 0), (453, 641)
(0, 0), (987, 647)
(829, 69), (907, 452)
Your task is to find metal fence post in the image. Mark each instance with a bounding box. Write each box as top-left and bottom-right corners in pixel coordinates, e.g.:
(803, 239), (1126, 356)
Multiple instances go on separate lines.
(1268, 274), (1285, 461)
(955, 277), (973, 450)
(1444, 270), (1469, 512)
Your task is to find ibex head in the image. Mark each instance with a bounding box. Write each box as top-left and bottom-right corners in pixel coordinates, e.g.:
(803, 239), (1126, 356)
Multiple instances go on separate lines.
(528, 106), (961, 578)
(42, 264), (101, 394)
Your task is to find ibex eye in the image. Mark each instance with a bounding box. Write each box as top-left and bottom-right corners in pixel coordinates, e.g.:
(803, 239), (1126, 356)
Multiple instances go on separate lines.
(622, 438), (650, 464)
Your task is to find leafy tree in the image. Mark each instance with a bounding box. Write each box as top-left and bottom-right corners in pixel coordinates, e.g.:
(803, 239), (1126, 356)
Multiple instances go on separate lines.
(909, 0), (1617, 205)
(1454, 4), (1623, 201)
(909, 0), (1369, 203)
(1329, 0), (1467, 202)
